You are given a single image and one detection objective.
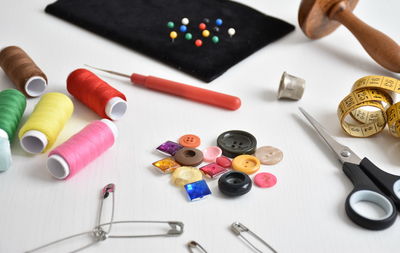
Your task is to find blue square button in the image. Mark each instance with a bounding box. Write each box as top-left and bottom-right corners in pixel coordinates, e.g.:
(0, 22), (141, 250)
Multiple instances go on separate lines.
(184, 180), (212, 201)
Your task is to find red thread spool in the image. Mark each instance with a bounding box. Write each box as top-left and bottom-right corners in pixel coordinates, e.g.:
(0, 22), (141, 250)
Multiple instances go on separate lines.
(67, 69), (127, 120)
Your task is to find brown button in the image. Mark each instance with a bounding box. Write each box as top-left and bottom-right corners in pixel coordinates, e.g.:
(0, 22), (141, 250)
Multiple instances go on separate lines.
(174, 147), (204, 166)
(255, 146), (283, 165)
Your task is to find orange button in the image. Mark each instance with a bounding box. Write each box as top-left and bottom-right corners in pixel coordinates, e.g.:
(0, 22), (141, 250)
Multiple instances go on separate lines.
(232, 155), (260, 174)
(179, 134), (201, 148)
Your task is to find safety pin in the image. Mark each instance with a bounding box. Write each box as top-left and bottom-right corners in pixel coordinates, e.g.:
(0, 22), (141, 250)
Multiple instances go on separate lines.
(101, 220), (184, 238)
(95, 183), (115, 236)
(231, 222), (277, 253)
(187, 241), (208, 253)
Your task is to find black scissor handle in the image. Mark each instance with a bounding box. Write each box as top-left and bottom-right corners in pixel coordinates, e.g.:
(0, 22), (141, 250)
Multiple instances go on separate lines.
(343, 162), (397, 230)
(360, 158), (400, 211)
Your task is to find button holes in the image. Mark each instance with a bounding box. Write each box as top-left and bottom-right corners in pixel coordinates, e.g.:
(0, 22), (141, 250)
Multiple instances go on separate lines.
(233, 141), (237, 144)
(231, 145), (236, 148)
(239, 142), (243, 145)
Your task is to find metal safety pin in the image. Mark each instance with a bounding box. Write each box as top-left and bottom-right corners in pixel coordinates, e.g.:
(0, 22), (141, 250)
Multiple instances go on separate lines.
(95, 183), (115, 237)
(101, 220), (184, 238)
(231, 222), (277, 253)
(187, 241), (208, 253)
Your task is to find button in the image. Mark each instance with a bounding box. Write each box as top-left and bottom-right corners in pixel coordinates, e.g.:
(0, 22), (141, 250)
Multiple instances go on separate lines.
(228, 28), (236, 37)
(180, 25), (187, 32)
(217, 130), (257, 158)
(200, 163), (228, 178)
(156, 141), (183, 156)
(184, 180), (211, 201)
(216, 156), (231, 168)
(202, 146), (222, 162)
(152, 157), (181, 174)
(232, 155), (260, 174)
(254, 172), (277, 188)
(255, 146), (283, 165)
(182, 18), (189, 25)
(185, 33), (193, 40)
(174, 147), (204, 166)
(195, 39), (203, 47)
(202, 30), (210, 37)
(215, 18), (223, 26)
(212, 36), (219, 43)
(167, 21), (174, 28)
(172, 166), (203, 186)
(179, 134), (201, 148)
(218, 171), (252, 197)
(199, 23), (206, 30)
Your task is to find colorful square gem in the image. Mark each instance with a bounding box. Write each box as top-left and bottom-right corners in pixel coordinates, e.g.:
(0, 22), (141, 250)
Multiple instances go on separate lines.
(184, 180), (211, 201)
(200, 163), (228, 178)
(156, 141), (183, 156)
(152, 157), (181, 174)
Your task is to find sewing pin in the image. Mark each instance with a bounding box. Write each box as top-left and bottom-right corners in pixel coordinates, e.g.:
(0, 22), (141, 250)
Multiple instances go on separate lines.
(231, 222), (277, 253)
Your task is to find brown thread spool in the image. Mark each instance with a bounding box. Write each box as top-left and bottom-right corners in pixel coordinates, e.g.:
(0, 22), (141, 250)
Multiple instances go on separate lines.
(0, 46), (47, 97)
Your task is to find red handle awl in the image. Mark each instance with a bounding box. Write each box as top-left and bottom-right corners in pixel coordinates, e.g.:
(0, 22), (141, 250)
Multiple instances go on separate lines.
(131, 74), (241, 110)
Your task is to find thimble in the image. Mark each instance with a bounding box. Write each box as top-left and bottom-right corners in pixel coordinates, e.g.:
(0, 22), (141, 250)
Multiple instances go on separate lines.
(277, 72), (305, 100)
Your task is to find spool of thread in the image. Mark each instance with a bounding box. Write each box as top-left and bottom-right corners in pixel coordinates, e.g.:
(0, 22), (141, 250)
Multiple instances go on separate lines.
(18, 92), (74, 154)
(47, 119), (117, 180)
(0, 89), (26, 171)
(67, 69), (127, 120)
(0, 46), (48, 97)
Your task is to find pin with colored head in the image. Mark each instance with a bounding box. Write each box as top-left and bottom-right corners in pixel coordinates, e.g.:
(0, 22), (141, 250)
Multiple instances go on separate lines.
(170, 31), (178, 42)
(228, 28), (236, 38)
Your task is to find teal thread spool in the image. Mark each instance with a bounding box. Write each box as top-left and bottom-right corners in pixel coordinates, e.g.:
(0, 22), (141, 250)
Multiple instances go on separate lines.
(0, 89), (26, 171)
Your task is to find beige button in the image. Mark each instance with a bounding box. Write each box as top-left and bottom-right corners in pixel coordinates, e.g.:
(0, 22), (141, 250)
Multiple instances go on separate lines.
(172, 166), (203, 186)
(255, 146), (283, 165)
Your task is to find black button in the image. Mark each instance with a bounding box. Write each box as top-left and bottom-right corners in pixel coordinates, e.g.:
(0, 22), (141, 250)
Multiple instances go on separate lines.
(217, 130), (257, 158)
(218, 171), (252, 197)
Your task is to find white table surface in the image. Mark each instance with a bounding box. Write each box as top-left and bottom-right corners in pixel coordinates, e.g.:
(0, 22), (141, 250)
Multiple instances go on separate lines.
(1, 0), (399, 252)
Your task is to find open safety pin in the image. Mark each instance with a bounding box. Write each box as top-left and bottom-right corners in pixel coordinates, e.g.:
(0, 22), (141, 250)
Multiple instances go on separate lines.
(25, 183), (184, 253)
(187, 240), (208, 253)
(231, 222), (277, 253)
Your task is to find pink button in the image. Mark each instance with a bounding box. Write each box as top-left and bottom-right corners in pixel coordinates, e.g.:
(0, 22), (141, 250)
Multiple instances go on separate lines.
(216, 156), (231, 168)
(254, 172), (277, 188)
(203, 146), (222, 162)
(200, 163), (228, 178)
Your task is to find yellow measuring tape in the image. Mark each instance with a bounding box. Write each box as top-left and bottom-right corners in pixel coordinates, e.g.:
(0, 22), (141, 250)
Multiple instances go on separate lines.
(338, 75), (400, 137)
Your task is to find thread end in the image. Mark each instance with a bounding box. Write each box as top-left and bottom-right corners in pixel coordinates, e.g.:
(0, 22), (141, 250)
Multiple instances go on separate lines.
(20, 130), (48, 154)
(47, 154), (69, 179)
(105, 97), (127, 120)
(25, 76), (47, 97)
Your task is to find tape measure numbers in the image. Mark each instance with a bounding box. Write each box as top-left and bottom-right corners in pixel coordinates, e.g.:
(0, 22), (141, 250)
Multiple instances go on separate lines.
(338, 76), (400, 137)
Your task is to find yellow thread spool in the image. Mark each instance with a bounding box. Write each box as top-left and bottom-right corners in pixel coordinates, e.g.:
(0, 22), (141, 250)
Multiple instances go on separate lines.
(19, 92), (74, 153)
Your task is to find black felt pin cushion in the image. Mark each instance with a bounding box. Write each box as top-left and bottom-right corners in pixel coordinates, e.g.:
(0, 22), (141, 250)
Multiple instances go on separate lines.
(45, 0), (294, 82)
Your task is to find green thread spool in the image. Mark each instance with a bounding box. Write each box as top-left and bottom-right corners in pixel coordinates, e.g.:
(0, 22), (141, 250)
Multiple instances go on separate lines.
(0, 89), (27, 140)
(0, 89), (26, 171)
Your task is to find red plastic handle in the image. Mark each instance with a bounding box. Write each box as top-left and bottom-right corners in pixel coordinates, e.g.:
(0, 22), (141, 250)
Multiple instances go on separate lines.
(131, 74), (241, 110)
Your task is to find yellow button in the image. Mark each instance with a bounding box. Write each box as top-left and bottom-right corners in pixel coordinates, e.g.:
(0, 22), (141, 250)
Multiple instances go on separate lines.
(232, 155), (260, 174)
(172, 166), (203, 186)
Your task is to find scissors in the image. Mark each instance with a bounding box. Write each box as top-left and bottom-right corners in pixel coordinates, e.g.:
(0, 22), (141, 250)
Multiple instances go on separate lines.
(299, 107), (400, 230)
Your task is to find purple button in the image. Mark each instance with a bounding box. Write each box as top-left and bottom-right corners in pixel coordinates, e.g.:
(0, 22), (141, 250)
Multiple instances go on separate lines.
(156, 141), (183, 156)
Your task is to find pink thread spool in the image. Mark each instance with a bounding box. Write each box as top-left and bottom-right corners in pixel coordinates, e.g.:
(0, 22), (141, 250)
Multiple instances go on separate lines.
(47, 119), (117, 180)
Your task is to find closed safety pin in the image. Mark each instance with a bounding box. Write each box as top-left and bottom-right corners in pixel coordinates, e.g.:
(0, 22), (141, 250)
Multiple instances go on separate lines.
(231, 222), (277, 253)
(187, 240), (208, 253)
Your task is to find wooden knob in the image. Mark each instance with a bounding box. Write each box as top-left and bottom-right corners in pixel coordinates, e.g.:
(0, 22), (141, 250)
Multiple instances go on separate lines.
(329, 1), (400, 72)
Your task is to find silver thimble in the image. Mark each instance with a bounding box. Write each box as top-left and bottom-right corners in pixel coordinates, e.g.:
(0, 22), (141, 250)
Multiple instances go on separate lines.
(277, 72), (305, 100)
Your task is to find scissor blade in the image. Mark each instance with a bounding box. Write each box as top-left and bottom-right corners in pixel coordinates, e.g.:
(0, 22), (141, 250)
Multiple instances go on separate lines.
(299, 107), (361, 165)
